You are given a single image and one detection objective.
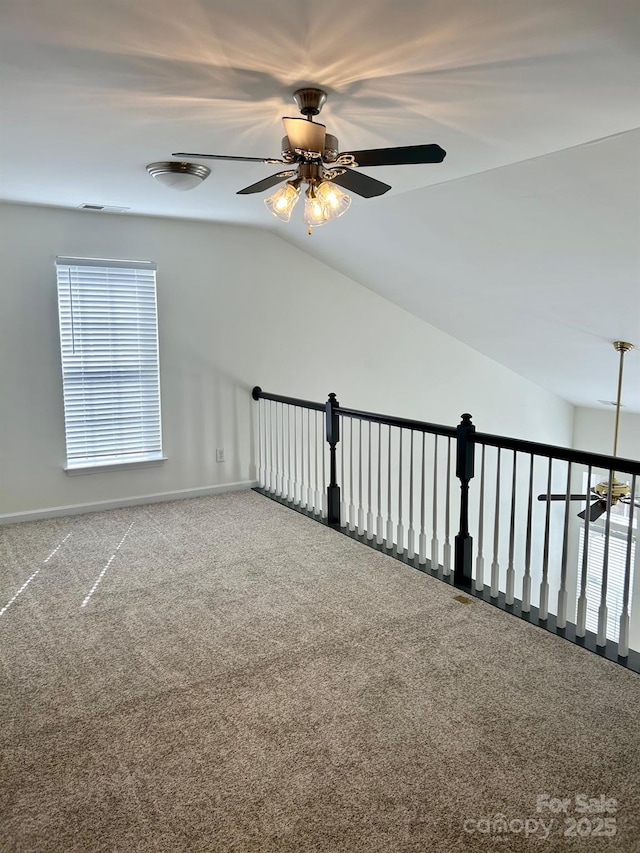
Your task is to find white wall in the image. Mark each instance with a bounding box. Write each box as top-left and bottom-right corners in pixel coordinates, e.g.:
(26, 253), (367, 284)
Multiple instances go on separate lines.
(0, 202), (574, 518)
(573, 407), (640, 460)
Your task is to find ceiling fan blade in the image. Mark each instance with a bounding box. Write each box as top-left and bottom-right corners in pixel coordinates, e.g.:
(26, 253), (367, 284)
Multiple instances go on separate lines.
(577, 500), (608, 522)
(236, 172), (292, 195)
(330, 168), (391, 198)
(341, 144), (447, 167)
(282, 117), (326, 153)
(172, 152), (285, 164)
(537, 494), (590, 501)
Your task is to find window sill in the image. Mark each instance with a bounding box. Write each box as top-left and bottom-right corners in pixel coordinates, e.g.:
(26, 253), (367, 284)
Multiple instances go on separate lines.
(64, 457), (168, 476)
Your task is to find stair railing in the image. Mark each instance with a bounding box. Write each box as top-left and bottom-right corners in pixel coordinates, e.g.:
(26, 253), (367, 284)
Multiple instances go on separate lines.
(252, 387), (640, 671)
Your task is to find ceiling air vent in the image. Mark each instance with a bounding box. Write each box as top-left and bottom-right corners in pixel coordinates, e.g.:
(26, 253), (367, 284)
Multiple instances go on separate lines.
(78, 204), (130, 213)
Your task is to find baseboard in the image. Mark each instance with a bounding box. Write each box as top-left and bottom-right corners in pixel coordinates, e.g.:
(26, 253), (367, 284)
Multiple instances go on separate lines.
(0, 481), (258, 524)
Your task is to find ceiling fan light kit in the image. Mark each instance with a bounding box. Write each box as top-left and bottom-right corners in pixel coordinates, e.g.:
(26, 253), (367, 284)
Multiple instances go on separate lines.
(169, 87), (446, 231)
(146, 161), (211, 191)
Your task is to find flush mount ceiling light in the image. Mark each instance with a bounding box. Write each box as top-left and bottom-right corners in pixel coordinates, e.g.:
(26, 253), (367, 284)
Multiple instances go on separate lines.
(146, 161), (210, 191)
(172, 87), (446, 232)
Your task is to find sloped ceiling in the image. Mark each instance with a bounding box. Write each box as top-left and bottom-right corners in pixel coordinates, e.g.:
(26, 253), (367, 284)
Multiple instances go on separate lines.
(1, 0), (639, 412)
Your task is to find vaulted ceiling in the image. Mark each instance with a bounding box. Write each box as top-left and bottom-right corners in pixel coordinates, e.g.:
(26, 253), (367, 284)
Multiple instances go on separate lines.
(2, 0), (639, 412)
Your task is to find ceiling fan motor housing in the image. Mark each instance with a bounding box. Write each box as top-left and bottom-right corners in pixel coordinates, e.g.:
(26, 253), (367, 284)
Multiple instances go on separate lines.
(292, 88), (327, 116)
(281, 133), (339, 163)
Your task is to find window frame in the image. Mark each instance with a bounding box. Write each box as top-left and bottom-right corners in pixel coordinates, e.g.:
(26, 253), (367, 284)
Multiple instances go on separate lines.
(55, 256), (166, 474)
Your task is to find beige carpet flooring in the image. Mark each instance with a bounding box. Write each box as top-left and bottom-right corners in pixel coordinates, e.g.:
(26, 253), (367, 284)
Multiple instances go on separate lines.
(1, 489), (639, 852)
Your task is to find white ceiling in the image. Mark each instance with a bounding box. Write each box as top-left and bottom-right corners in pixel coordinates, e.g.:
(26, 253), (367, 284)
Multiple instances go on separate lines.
(1, 0), (639, 413)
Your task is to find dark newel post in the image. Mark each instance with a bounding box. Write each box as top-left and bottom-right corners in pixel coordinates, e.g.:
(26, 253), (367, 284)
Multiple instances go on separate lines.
(326, 393), (341, 527)
(454, 413), (475, 587)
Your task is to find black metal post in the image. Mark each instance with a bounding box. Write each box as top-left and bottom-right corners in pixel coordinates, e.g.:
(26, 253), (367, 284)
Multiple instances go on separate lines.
(326, 393), (341, 527)
(454, 413), (475, 587)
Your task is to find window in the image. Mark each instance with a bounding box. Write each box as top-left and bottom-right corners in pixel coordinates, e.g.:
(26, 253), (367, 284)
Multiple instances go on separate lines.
(56, 257), (164, 472)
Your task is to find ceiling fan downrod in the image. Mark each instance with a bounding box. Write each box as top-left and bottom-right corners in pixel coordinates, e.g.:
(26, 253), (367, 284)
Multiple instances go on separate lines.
(612, 340), (633, 458)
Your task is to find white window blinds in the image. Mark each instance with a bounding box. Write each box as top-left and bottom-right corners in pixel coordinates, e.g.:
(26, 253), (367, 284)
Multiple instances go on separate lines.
(578, 526), (636, 643)
(56, 257), (163, 470)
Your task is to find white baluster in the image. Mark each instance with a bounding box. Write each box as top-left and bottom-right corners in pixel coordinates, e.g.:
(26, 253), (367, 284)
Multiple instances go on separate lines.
(505, 451), (517, 605)
(431, 436), (439, 569)
(419, 433), (427, 564)
(597, 470), (615, 646)
(314, 410), (321, 515)
(321, 409), (328, 518)
(256, 398), (263, 488)
(407, 431), (416, 560)
(340, 416), (346, 527)
(618, 474), (636, 657)
(556, 461), (571, 628)
(386, 426), (394, 548)
(348, 418), (356, 530)
(443, 437), (451, 576)
(357, 419), (365, 535)
(576, 466), (591, 636)
(539, 458), (552, 620)
(267, 400), (274, 493)
(522, 454), (534, 611)
(376, 423), (384, 544)
(396, 429), (404, 554)
(279, 403), (285, 498)
(286, 405), (293, 501)
(366, 421), (374, 539)
(475, 445), (486, 592)
(306, 408), (313, 510)
(275, 402), (282, 497)
(490, 448), (501, 598)
(293, 407), (300, 504)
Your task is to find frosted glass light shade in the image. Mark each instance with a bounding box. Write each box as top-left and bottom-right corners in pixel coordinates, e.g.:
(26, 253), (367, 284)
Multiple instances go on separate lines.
(315, 181), (351, 219)
(265, 182), (301, 221)
(146, 161), (210, 191)
(303, 194), (329, 228)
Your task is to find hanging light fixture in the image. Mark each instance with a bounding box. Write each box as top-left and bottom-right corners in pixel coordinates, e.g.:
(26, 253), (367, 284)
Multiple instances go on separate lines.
(264, 180), (301, 221)
(301, 181), (352, 233)
(315, 181), (351, 220)
(303, 185), (329, 231)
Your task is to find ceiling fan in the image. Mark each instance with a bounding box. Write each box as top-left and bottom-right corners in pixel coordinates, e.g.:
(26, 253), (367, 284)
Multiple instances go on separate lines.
(172, 87), (446, 232)
(538, 341), (639, 522)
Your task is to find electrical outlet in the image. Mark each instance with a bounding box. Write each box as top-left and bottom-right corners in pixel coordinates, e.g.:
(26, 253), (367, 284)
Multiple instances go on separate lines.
(216, 448), (225, 463)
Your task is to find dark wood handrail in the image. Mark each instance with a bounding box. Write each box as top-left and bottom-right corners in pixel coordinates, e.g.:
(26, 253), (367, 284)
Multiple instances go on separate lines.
(474, 431), (640, 476)
(252, 387), (324, 412)
(336, 406), (457, 438)
(252, 386), (640, 475)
